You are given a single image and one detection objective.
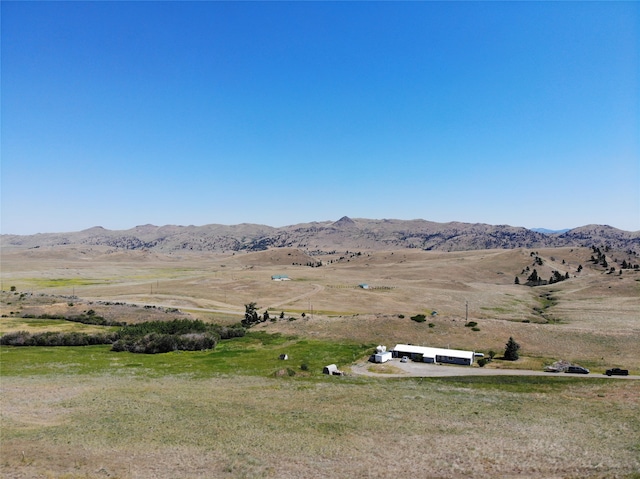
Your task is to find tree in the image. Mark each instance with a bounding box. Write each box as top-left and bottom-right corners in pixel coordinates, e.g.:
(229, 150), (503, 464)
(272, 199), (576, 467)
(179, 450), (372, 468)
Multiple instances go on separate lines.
(242, 302), (260, 328)
(527, 269), (539, 283)
(504, 336), (520, 361)
(514, 276), (520, 285)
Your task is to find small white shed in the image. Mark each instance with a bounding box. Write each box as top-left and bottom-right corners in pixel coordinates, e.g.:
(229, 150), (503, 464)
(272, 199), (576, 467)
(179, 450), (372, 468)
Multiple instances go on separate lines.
(323, 364), (342, 375)
(374, 351), (392, 363)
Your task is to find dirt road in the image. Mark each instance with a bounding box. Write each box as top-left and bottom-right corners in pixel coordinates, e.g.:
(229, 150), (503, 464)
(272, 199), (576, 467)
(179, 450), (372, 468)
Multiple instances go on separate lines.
(351, 359), (640, 379)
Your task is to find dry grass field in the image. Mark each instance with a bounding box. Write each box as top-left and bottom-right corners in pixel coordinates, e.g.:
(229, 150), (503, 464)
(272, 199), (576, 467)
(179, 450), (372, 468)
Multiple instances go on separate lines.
(2, 245), (638, 369)
(1, 245), (639, 478)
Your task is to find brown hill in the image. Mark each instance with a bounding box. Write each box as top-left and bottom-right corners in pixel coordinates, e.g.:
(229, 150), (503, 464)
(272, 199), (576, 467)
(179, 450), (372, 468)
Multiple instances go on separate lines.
(2, 218), (638, 254)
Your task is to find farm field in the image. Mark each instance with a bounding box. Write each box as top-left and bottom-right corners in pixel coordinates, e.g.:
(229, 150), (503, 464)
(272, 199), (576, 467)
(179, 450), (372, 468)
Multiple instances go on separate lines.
(1, 245), (639, 478)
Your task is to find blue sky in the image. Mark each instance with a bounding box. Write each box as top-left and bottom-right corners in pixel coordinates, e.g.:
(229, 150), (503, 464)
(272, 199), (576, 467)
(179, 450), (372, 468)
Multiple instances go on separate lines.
(2, 1), (638, 234)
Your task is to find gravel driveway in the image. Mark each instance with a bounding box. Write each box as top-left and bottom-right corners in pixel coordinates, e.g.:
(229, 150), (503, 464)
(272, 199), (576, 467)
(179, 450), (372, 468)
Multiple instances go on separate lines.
(351, 359), (639, 379)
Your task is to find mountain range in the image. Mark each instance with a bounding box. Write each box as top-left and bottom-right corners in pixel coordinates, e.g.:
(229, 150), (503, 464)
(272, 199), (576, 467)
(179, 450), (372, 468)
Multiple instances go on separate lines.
(2, 217), (638, 254)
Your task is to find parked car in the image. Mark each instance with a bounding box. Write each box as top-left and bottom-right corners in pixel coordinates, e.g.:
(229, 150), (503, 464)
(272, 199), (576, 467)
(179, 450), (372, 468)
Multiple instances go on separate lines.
(605, 368), (629, 376)
(544, 366), (561, 373)
(565, 366), (589, 374)
(400, 356), (409, 363)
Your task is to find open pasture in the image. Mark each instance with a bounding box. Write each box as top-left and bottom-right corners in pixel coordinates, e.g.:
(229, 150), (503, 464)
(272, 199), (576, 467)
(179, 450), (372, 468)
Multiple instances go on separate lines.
(1, 245), (639, 478)
(1, 360), (639, 478)
(2, 245), (639, 370)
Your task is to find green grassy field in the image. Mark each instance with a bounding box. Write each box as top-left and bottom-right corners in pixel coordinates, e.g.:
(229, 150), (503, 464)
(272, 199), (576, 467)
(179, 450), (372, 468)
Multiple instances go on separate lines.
(0, 332), (373, 378)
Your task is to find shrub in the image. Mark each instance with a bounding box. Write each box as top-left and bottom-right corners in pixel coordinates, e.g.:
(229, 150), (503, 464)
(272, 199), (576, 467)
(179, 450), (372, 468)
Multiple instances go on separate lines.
(478, 358), (488, 367)
(110, 319), (244, 354)
(0, 331), (117, 347)
(428, 323), (435, 328)
(471, 327), (480, 332)
(465, 321), (478, 328)
(410, 314), (426, 323)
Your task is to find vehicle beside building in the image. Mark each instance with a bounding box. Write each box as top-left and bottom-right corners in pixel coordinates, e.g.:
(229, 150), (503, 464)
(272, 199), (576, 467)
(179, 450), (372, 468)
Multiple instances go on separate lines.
(565, 366), (589, 374)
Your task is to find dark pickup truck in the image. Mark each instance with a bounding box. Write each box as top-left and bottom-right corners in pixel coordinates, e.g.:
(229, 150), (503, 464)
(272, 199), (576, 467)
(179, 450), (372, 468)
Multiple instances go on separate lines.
(605, 368), (629, 376)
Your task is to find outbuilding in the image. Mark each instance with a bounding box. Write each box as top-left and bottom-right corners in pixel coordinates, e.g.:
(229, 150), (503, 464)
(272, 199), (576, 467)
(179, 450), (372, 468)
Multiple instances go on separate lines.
(374, 351), (393, 363)
(323, 364), (343, 375)
(392, 344), (475, 366)
(271, 275), (290, 281)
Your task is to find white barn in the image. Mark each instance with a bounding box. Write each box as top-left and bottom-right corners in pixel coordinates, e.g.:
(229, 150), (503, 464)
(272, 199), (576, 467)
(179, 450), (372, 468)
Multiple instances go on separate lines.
(392, 344), (475, 366)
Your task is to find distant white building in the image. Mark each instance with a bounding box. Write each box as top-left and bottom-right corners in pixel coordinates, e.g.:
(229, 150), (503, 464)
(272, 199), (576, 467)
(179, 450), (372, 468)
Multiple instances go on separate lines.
(271, 275), (290, 281)
(392, 344), (475, 366)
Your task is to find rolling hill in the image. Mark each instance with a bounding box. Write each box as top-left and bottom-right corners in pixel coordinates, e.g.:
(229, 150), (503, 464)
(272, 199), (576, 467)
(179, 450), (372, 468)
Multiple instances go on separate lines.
(2, 217), (638, 254)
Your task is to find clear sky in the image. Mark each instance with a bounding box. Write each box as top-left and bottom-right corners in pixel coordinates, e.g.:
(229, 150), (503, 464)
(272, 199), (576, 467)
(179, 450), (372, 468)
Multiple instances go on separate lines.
(2, 1), (638, 234)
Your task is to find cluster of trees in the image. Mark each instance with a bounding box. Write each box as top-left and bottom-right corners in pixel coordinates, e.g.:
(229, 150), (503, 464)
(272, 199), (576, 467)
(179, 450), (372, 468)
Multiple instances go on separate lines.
(241, 302), (267, 328)
(548, 270), (570, 285)
(620, 259), (639, 270)
(242, 303), (302, 326)
(111, 319), (244, 354)
(516, 268), (570, 286)
(530, 252), (544, 266)
(589, 245), (640, 273)
(590, 246), (609, 268)
(0, 330), (117, 347)
(2, 319), (245, 353)
(290, 261), (323, 267)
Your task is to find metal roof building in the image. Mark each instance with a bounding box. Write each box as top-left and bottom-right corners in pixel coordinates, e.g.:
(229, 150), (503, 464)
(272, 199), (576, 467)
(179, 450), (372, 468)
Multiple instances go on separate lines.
(392, 344), (475, 366)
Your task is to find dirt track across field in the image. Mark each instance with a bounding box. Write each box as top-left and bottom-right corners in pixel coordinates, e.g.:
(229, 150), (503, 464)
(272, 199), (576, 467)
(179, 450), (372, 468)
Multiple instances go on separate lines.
(351, 359), (640, 379)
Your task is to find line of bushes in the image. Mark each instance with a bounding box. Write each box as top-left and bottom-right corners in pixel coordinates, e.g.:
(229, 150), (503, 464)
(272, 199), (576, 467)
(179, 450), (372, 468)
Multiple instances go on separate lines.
(19, 312), (126, 327)
(0, 319), (246, 353)
(0, 330), (118, 347)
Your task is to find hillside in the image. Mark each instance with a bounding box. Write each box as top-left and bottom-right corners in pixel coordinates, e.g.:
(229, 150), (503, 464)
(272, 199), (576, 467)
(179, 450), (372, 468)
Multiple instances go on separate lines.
(1, 217), (639, 254)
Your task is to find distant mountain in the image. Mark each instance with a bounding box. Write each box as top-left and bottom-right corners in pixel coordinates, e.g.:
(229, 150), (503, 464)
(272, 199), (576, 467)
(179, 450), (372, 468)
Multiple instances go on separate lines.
(2, 218), (639, 254)
(530, 228), (571, 234)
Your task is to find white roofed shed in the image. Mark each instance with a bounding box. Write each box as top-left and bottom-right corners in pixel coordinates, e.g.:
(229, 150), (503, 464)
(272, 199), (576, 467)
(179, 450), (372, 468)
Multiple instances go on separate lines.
(392, 344), (475, 366)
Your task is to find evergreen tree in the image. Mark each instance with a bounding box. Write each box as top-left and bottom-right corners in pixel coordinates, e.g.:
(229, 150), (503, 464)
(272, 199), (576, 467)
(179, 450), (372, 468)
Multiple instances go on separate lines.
(504, 336), (520, 361)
